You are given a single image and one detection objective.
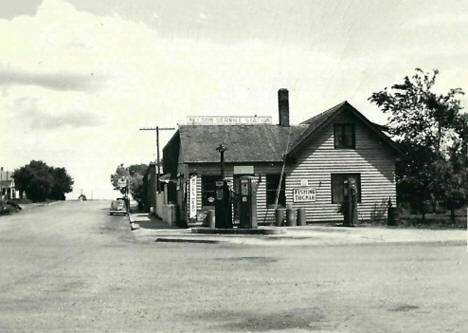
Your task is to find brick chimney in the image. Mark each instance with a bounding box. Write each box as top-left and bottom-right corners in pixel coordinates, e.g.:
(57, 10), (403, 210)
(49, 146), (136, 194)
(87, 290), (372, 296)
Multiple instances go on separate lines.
(278, 88), (289, 127)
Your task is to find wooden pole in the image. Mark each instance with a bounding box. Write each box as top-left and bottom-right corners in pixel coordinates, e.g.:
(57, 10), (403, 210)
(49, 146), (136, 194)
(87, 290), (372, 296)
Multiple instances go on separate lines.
(139, 126), (175, 194)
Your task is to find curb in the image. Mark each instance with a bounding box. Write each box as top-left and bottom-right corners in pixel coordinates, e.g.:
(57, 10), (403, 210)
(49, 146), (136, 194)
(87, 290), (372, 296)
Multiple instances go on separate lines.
(191, 227), (284, 235)
(155, 238), (220, 244)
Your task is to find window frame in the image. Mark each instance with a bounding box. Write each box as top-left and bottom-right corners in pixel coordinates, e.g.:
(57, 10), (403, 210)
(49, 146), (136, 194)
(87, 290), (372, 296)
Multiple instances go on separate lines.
(266, 174), (286, 207)
(334, 123), (356, 149)
(331, 173), (361, 204)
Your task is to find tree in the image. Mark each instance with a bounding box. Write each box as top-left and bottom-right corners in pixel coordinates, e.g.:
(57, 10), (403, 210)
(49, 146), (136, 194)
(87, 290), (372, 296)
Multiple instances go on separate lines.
(110, 163), (148, 208)
(49, 167), (74, 200)
(433, 157), (468, 223)
(369, 68), (467, 220)
(110, 164), (129, 193)
(127, 164), (148, 206)
(13, 161), (73, 202)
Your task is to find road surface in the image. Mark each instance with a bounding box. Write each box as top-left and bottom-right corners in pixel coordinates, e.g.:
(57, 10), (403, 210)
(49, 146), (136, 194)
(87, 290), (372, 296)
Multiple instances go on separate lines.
(0, 200), (467, 332)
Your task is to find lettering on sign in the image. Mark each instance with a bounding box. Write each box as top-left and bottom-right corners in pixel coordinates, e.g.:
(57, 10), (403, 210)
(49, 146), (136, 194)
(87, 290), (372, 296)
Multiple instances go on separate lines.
(189, 175), (197, 219)
(186, 115), (272, 125)
(293, 187), (316, 202)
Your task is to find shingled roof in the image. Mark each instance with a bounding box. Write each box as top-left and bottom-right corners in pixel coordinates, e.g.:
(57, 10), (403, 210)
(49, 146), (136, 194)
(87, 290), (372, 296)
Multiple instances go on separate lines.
(179, 124), (308, 163)
(165, 101), (400, 165)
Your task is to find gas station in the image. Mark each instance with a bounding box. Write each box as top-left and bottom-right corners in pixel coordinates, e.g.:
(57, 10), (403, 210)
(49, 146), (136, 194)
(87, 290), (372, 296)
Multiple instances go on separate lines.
(154, 89), (400, 229)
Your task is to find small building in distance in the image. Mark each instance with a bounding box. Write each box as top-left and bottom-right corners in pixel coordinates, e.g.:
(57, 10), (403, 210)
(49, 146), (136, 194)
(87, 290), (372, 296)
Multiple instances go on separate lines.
(0, 167), (20, 201)
(160, 89), (401, 225)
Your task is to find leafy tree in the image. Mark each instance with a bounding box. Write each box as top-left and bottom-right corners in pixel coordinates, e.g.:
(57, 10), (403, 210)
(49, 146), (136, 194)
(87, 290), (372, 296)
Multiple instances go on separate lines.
(49, 167), (74, 200)
(127, 164), (148, 206)
(110, 164), (148, 207)
(433, 157), (468, 223)
(369, 68), (464, 156)
(369, 68), (467, 220)
(110, 164), (129, 193)
(13, 161), (73, 202)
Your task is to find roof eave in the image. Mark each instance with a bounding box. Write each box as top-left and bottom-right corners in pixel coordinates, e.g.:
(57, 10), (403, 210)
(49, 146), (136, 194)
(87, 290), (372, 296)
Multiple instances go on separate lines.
(183, 160), (284, 164)
(287, 101), (403, 158)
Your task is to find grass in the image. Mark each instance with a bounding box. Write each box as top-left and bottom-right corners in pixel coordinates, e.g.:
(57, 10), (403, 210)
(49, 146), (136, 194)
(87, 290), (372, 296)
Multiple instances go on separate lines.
(398, 213), (467, 229)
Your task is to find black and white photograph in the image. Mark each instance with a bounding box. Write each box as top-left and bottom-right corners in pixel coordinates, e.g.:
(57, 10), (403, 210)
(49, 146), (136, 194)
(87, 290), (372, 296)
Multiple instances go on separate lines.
(0, 0), (467, 332)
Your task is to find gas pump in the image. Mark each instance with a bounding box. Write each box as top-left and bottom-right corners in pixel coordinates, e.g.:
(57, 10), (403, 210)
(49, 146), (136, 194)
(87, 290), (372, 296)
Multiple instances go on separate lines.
(215, 179), (232, 228)
(238, 176), (257, 228)
(343, 178), (358, 226)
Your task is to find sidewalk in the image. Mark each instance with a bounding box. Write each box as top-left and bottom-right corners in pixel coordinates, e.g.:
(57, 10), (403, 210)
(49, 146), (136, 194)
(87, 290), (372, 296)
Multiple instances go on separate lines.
(128, 213), (467, 246)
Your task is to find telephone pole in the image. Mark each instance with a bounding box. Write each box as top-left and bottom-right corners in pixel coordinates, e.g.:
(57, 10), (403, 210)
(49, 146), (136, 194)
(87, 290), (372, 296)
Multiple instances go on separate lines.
(139, 126), (175, 192)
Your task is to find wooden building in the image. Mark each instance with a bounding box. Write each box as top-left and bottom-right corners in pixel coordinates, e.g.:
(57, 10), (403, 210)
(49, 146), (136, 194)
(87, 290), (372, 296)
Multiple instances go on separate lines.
(0, 167), (20, 201)
(161, 89), (401, 225)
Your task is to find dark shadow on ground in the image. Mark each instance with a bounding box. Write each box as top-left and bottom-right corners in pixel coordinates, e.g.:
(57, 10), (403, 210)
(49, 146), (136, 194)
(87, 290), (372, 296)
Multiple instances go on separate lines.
(133, 214), (183, 230)
(182, 308), (331, 332)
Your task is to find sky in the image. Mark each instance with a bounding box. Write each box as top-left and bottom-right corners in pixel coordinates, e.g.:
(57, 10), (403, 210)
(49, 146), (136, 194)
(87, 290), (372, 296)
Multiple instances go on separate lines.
(0, 0), (467, 199)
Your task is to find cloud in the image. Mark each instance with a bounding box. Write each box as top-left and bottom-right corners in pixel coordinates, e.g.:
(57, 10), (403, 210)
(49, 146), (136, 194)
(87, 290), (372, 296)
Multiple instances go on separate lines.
(0, 0), (41, 19)
(1, 0), (467, 200)
(9, 97), (102, 130)
(0, 66), (105, 91)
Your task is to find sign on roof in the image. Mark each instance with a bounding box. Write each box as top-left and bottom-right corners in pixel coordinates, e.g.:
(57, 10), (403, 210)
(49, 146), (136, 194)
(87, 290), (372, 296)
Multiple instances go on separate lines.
(186, 115), (272, 125)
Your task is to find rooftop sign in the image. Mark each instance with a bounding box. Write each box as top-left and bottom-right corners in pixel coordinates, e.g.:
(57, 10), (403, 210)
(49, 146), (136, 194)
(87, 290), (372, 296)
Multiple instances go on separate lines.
(186, 115), (272, 125)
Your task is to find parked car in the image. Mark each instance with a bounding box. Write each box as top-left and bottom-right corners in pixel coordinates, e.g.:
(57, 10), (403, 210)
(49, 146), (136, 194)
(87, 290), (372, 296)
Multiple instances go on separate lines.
(109, 199), (126, 216)
(129, 199), (138, 213)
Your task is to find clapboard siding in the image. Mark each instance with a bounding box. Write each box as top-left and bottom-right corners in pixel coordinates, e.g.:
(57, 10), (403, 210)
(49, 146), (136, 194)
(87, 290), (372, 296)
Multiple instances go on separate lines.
(285, 113), (397, 222)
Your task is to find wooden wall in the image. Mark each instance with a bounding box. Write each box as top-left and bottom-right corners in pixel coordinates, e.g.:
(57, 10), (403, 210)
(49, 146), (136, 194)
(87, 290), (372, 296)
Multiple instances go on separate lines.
(285, 113), (397, 223)
(174, 112), (397, 224)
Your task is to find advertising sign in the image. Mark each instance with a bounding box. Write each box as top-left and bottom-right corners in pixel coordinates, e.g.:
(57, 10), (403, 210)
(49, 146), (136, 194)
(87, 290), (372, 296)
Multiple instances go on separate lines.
(293, 187), (316, 202)
(233, 165), (254, 174)
(187, 115), (272, 125)
(189, 175), (197, 219)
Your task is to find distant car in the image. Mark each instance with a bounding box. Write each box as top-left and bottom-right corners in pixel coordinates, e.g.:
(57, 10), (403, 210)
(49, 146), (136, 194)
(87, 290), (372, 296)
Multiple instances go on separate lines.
(109, 199), (126, 216)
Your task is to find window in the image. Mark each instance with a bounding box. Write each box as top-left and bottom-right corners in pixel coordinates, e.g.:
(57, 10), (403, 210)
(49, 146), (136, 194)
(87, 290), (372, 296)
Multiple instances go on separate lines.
(266, 174), (286, 207)
(201, 175), (218, 206)
(331, 174), (361, 204)
(334, 124), (355, 149)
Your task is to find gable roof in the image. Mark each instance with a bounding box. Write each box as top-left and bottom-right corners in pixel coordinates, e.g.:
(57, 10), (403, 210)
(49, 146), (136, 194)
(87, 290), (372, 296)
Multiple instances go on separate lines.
(287, 101), (402, 157)
(164, 101), (401, 165)
(178, 124), (308, 163)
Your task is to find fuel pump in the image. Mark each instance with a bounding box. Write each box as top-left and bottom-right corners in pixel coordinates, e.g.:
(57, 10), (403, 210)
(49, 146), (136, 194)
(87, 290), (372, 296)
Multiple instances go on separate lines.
(215, 179), (232, 228)
(238, 176), (257, 228)
(343, 178), (358, 226)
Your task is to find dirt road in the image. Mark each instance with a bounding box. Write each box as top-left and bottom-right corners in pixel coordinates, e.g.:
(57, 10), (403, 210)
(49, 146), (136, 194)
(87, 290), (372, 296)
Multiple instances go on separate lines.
(0, 200), (467, 332)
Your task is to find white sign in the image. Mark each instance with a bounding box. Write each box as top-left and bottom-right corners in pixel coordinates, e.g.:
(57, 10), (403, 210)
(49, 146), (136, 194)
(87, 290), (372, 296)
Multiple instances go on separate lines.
(117, 177), (127, 188)
(300, 179), (309, 187)
(293, 187), (316, 202)
(186, 115), (272, 125)
(189, 175), (197, 219)
(234, 165), (254, 174)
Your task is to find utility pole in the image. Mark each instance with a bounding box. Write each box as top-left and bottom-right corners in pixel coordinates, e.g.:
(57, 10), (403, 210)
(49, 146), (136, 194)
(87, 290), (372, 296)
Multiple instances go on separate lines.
(139, 126), (175, 192)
